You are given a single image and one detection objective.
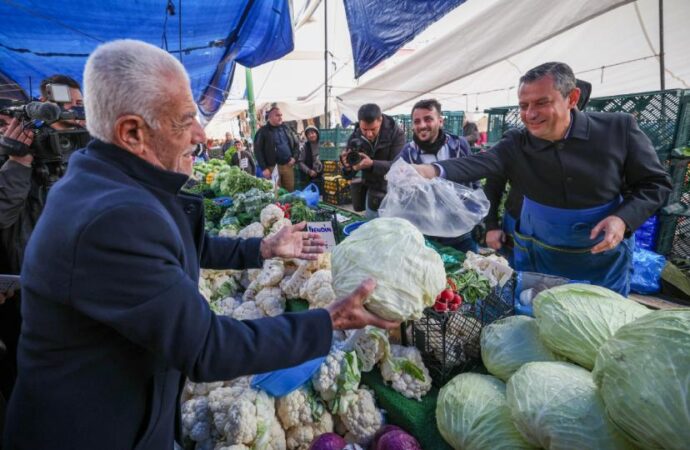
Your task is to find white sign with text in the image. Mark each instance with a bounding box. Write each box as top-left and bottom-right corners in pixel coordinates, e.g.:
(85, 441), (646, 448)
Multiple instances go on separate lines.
(307, 221), (337, 252)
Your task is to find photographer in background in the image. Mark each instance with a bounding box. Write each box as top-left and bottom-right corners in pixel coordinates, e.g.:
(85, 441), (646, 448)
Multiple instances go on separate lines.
(0, 75), (86, 407)
(341, 104), (405, 218)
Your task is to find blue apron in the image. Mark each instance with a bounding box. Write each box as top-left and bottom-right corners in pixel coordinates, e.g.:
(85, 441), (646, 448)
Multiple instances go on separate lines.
(513, 196), (634, 296)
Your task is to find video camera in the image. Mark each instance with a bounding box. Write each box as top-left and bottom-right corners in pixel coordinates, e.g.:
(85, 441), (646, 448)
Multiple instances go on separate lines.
(0, 100), (89, 163)
(345, 137), (373, 166)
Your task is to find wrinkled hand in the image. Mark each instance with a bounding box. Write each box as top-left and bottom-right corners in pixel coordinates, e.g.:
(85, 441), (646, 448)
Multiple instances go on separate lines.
(0, 289), (15, 305)
(352, 153), (373, 171)
(260, 221), (325, 260)
(590, 215), (627, 254)
(4, 118), (34, 166)
(326, 279), (400, 330)
(262, 168), (272, 179)
(486, 229), (505, 250)
(413, 164), (437, 179)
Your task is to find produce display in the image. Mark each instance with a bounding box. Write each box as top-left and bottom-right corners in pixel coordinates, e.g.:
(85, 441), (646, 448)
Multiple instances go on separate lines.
(185, 161), (689, 450)
(331, 218), (446, 321)
(593, 309), (690, 450)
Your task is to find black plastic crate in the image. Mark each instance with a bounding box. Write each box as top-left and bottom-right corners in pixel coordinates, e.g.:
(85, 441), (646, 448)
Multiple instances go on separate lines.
(322, 160), (341, 176)
(323, 187), (351, 206)
(407, 278), (514, 387)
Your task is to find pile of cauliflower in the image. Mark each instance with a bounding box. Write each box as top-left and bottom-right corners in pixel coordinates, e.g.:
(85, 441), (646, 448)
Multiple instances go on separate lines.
(184, 204), (433, 449)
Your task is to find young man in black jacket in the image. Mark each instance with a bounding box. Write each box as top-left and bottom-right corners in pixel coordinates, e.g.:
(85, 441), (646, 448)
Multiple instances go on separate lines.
(341, 104), (405, 218)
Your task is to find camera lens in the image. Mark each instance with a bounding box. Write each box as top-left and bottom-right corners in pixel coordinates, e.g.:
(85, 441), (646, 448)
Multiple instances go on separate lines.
(346, 151), (361, 166)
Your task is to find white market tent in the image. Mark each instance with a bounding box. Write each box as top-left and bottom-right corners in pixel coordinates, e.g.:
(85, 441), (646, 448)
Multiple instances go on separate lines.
(205, 0), (690, 137)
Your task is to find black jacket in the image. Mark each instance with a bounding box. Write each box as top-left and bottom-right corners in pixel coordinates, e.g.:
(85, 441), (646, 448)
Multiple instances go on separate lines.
(344, 114), (405, 206)
(254, 124), (299, 169)
(230, 149), (257, 176)
(439, 110), (672, 232)
(4, 140), (333, 450)
(0, 159), (51, 274)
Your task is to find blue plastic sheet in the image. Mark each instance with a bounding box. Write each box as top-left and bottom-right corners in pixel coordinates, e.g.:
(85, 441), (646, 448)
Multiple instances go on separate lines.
(343, 0), (465, 78)
(631, 248), (666, 295)
(0, 0), (293, 119)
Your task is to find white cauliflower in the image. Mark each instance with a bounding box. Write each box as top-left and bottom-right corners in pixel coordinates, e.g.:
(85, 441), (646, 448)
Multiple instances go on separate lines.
(338, 388), (383, 446)
(299, 270), (336, 308)
(254, 287), (286, 317)
(216, 445), (249, 450)
(312, 350), (361, 414)
(232, 301), (265, 321)
(181, 396), (213, 443)
(260, 204), (285, 229)
(222, 389), (259, 445)
(268, 218), (293, 236)
(276, 387), (325, 430)
(218, 227), (239, 238)
(285, 410), (334, 450)
(279, 263), (312, 299)
(305, 253), (331, 272)
(208, 385), (246, 434)
(462, 251), (513, 288)
(212, 297), (242, 316)
(242, 280), (260, 302)
(253, 392), (285, 450)
(352, 327), (390, 372)
(239, 222), (265, 239)
(380, 345), (432, 400)
(256, 260), (285, 288)
(184, 381), (225, 399)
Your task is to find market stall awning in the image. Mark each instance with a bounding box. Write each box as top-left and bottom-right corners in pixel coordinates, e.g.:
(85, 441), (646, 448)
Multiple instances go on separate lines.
(0, 0), (293, 119)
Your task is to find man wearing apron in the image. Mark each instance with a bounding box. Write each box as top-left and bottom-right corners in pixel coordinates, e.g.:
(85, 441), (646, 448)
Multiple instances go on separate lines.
(414, 62), (671, 296)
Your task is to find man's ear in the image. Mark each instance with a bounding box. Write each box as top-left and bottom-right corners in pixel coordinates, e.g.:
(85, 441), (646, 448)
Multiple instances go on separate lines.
(568, 88), (581, 110)
(112, 115), (148, 155)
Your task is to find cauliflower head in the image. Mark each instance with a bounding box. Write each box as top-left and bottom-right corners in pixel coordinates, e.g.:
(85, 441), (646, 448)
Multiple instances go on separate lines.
(260, 204), (285, 229)
(239, 222), (265, 239)
(285, 410), (334, 450)
(380, 345), (432, 400)
(300, 269), (335, 308)
(352, 327), (390, 372)
(338, 388), (383, 446)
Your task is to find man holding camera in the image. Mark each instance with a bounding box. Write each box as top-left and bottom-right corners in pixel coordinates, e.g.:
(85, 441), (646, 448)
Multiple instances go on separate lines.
(341, 103), (405, 218)
(254, 105), (299, 191)
(0, 75), (85, 406)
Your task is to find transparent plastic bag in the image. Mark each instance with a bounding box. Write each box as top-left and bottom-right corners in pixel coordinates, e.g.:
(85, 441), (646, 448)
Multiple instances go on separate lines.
(379, 159), (490, 237)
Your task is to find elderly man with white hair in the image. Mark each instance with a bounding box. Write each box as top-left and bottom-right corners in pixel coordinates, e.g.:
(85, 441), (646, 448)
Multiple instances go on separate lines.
(3, 40), (396, 450)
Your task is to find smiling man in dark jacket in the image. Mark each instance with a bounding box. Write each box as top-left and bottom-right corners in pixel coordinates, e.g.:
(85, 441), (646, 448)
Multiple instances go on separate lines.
(341, 104), (405, 218)
(3, 39), (396, 450)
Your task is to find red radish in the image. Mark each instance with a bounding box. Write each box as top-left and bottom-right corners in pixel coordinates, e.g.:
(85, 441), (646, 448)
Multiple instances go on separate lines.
(433, 302), (448, 313)
(448, 302), (459, 312)
(439, 289), (454, 302)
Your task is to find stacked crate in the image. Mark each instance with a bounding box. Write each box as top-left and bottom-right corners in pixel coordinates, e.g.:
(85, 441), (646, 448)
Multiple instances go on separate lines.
(322, 174), (351, 205)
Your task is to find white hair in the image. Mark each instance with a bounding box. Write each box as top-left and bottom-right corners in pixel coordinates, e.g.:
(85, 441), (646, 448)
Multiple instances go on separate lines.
(83, 39), (190, 143)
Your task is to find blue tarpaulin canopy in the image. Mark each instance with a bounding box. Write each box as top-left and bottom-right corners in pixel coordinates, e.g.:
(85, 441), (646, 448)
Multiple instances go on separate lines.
(343, 0), (465, 78)
(0, 0), (293, 119)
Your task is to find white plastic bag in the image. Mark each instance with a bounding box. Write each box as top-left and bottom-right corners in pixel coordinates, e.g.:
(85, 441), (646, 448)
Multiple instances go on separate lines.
(379, 159), (489, 237)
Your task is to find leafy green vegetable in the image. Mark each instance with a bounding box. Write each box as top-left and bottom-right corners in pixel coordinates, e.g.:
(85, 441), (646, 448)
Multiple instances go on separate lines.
(450, 270), (491, 303)
(289, 201), (315, 223)
(437, 373), (533, 450)
(481, 315), (564, 381)
(398, 360), (425, 382)
(203, 198), (224, 225)
(593, 309), (690, 450)
(507, 362), (633, 449)
(533, 283), (650, 369)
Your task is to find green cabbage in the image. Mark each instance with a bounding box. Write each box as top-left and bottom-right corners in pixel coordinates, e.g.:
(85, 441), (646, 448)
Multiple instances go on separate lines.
(480, 315), (563, 381)
(593, 309), (690, 450)
(436, 373), (534, 450)
(533, 284), (650, 369)
(331, 218), (446, 321)
(506, 362), (634, 449)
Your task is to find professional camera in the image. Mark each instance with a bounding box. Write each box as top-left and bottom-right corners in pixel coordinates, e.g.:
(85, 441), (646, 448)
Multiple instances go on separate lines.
(345, 137), (373, 166)
(0, 100), (89, 163)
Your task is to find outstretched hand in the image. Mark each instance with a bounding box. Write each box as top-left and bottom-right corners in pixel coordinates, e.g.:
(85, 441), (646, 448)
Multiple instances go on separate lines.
(260, 221), (325, 260)
(590, 215), (626, 254)
(326, 279), (400, 331)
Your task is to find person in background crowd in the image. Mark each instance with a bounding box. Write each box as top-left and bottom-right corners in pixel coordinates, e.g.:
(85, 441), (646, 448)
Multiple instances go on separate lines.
(397, 99), (478, 252)
(230, 138), (256, 175)
(462, 121), (480, 147)
(483, 78), (594, 265)
(414, 62), (670, 296)
(221, 132), (234, 153)
(298, 125), (324, 192)
(3, 39), (397, 450)
(341, 103), (405, 218)
(254, 106), (299, 191)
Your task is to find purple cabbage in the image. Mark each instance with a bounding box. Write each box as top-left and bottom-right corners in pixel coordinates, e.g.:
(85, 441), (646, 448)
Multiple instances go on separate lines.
(309, 432), (348, 450)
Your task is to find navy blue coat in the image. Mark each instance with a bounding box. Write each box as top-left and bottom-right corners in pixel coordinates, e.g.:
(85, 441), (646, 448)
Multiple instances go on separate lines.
(3, 140), (333, 450)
